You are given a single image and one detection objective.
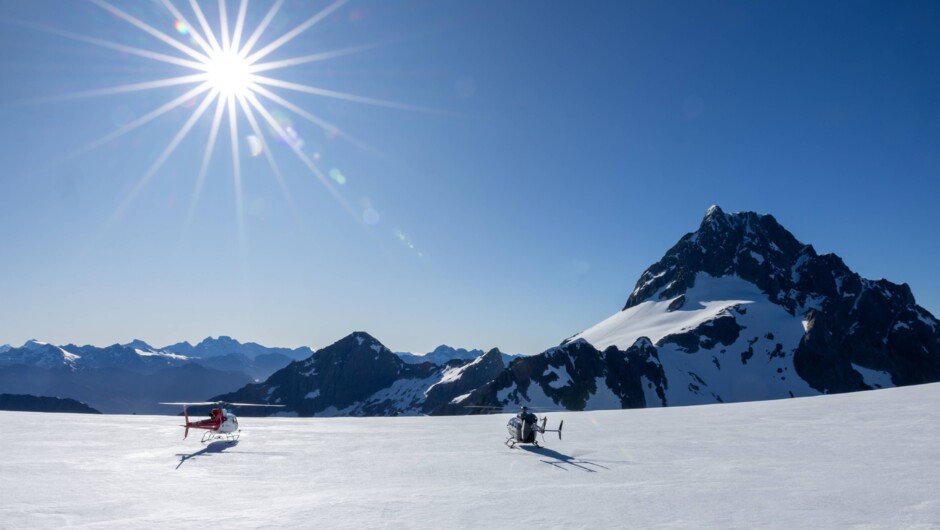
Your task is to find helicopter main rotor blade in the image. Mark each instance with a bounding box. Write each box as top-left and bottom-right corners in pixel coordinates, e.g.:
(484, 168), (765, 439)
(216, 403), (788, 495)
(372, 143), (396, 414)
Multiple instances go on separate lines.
(159, 401), (285, 407)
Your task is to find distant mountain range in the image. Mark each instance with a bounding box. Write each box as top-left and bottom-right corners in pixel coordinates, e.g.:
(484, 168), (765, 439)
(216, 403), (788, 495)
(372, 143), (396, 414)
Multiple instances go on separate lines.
(159, 336), (313, 360)
(0, 337), (312, 413)
(5, 207), (938, 415)
(0, 336), (499, 414)
(209, 207), (940, 417)
(396, 345), (520, 366)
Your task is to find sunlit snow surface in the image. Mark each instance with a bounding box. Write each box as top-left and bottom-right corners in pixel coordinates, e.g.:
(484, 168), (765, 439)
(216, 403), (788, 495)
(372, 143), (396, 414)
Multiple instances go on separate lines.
(2, 384), (939, 528)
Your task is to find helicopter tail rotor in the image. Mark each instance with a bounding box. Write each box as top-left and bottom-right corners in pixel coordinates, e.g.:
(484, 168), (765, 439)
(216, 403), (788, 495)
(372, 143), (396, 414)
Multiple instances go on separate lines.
(540, 418), (564, 441)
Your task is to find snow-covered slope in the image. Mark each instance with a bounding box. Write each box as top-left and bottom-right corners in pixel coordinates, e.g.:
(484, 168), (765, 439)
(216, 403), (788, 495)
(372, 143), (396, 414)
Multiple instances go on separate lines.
(0, 340), (189, 371)
(569, 273), (817, 405)
(3, 341), (81, 369)
(566, 206), (940, 405)
(2, 383), (938, 528)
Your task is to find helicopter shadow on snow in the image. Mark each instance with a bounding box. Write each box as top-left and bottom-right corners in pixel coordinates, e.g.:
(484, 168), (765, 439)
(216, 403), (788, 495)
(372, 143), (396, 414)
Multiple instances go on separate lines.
(519, 445), (611, 473)
(175, 440), (239, 469)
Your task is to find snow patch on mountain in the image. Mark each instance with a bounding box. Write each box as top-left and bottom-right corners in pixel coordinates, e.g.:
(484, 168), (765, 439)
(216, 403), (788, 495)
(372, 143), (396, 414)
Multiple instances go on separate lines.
(21, 340), (49, 350)
(852, 364), (893, 389)
(59, 347), (81, 365)
(429, 354), (487, 391)
(639, 375), (662, 407)
(544, 364), (572, 389)
(496, 380), (559, 409)
(134, 348), (188, 361)
(572, 273), (761, 350)
(579, 271), (817, 406)
(359, 373), (444, 415)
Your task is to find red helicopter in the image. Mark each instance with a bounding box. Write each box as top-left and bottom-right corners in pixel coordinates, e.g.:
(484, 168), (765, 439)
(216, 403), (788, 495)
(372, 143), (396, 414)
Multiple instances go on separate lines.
(160, 401), (284, 443)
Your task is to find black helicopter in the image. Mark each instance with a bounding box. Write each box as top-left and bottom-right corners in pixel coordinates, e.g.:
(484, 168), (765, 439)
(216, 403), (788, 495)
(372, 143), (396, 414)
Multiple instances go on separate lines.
(505, 406), (563, 448)
(464, 404), (565, 448)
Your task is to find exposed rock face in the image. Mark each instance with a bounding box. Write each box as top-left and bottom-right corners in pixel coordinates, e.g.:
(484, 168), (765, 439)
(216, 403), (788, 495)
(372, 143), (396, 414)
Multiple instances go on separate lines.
(422, 348), (505, 413)
(436, 338), (667, 414)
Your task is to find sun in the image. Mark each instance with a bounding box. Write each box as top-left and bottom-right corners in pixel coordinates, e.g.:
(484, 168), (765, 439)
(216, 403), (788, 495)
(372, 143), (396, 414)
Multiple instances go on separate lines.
(204, 49), (252, 98)
(33, 0), (433, 259)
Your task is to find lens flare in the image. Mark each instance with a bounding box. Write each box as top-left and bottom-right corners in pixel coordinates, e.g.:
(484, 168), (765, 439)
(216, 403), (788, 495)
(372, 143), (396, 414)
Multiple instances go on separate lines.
(173, 20), (189, 35)
(266, 109), (304, 148)
(362, 208), (380, 225)
(329, 168), (346, 184)
(246, 135), (263, 157)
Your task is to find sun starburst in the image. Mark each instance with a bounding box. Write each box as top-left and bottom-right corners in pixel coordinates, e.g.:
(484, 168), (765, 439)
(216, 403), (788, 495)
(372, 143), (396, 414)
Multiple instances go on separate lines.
(28, 0), (428, 255)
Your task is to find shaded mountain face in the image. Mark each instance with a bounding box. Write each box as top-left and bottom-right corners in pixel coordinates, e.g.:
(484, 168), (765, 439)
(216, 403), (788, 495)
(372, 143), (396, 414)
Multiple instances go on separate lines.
(215, 332), (506, 416)
(438, 339), (667, 415)
(190, 352), (293, 381)
(423, 348), (507, 412)
(0, 363), (252, 414)
(568, 206), (940, 405)
(0, 394), (100, 414)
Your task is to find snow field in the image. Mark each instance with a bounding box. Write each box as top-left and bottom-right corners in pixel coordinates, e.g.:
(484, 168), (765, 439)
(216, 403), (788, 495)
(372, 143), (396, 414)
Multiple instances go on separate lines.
(1, 383), (939, 528)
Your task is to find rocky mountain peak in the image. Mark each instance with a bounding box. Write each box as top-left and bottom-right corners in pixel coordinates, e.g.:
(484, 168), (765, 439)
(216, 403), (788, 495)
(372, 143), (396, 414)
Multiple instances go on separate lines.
(22, 339), (50, 350)
(199, 335), (239, 347)
(624, 207), (849, 315)
(572, 206), (940, 402)
(123, 339), (154, 351)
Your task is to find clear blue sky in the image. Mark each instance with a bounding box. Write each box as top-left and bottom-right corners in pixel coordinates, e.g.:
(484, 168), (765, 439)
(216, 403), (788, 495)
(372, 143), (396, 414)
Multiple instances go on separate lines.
(0, 0), (937, 354)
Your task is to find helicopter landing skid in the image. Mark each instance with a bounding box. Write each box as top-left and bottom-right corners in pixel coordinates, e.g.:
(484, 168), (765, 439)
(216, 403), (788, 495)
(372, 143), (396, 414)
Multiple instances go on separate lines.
(506, 438), (539, 449)
(201, 431), (240, 444)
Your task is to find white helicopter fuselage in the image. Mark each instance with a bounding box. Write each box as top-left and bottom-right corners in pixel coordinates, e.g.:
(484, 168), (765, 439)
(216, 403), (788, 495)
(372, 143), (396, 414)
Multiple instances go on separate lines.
(217, 409), (239, 433)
